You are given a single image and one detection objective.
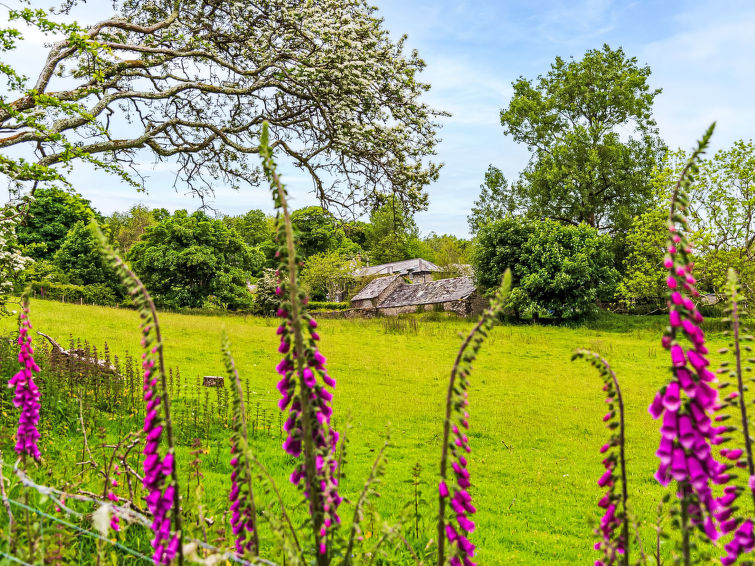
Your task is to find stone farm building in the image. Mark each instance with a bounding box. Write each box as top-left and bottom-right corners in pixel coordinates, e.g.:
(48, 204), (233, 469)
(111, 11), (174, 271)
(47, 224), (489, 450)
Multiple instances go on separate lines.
(353, 258), (441, 283)
(349, 271), (487, 316)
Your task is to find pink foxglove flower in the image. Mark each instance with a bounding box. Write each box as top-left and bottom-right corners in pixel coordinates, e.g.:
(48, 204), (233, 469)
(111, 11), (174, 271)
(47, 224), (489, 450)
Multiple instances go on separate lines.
(438, 270), (512, 566)
(260, 124), (340, 558)
(9, 298), (41, 461)
(574, 350), (628, 566)
(649, 125), (727, 549)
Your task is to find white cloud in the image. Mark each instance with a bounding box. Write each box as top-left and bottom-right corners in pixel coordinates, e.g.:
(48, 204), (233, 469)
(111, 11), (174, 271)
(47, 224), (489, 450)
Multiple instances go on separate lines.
(643, 9), (755, 150)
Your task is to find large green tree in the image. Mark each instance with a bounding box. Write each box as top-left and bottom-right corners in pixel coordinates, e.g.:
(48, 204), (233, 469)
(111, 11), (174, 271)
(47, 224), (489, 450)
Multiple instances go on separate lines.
(127, 211), (263, 309)
(222, 210), (273, 248)
(500, 44), (664, 235)
(53, 222), (122, 291)
(365, 199), (424, 263)
(467, 165), (515, 234)
(290, 207), (359, 258)
(17, 188), (99, 260)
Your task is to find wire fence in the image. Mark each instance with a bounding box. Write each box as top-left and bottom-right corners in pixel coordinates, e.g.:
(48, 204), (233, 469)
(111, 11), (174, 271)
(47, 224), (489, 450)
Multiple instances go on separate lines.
(1, 450), (277, 565)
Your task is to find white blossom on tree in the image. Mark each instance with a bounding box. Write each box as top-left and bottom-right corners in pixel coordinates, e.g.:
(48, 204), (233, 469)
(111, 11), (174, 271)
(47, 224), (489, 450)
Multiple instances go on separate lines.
(0, 0), (444, 215)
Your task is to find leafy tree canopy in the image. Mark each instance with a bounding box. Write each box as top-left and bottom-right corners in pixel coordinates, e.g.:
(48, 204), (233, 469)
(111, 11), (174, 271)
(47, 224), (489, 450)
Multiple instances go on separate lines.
(127, 210), (263, 309)
(473, 217), (618, 320)
(290, 206), (360, 259)
(222, 210), (273, 248)
(365, 198), (424, 264)
(17, 188), (99, 260)
(467, 165), (514, 234)
(500, 44), (664, 235)
(53, 222), (122, 292)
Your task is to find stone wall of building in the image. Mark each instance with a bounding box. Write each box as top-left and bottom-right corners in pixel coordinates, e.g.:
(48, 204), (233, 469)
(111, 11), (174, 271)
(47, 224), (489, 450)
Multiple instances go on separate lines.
(378, 304), (420, 316)
(352, 298), (375, 309)
(408, 272), (434, 283)
(442, 299), (471, 316)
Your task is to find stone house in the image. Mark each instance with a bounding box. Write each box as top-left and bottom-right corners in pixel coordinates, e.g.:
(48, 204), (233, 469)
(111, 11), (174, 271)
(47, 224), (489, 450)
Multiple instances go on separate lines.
(353, 258), (441, 283)
(349, 274), (403, 309)
(350, 275), (486, 316)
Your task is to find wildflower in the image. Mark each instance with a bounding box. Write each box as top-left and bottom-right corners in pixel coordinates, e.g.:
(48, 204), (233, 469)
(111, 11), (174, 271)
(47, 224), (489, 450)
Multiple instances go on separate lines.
(438, 271), (512, 566)
(109, 465), (121, 532)
(223, 332), (259, 557)
(8, 298), (41, 461)
(260, 123), (340, 557)
(575, 350), (628, 565)
(649, 125), (727, 549)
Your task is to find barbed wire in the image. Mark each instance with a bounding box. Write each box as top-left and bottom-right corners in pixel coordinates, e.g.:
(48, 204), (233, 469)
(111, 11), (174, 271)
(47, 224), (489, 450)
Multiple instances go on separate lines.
(0, 549), (34, 565)
(1, 459), (278, 566)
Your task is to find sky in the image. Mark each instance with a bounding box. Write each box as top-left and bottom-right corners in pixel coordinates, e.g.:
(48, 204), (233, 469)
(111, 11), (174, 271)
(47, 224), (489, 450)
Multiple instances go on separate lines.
(6, 0), (755, 237)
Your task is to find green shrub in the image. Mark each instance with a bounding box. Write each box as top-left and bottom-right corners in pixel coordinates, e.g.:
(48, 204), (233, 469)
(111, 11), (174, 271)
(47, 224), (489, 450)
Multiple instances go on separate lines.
(473, 217), (618, 320)
(307, 301), (351, 311)
(30, 281), (119, 306)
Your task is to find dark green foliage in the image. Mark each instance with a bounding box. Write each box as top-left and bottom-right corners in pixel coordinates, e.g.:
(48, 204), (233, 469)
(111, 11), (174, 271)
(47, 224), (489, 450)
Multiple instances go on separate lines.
(290, 206), (360, 258)
(472, 217), (534, 290)
(127, 210), (260, 310)
(343, 220), (370, 249)
(500, 44), (664, 236)
(473, 218), (618, 320)
(17, 188), (99, 260)
(222, 209), (273, 248)
(53, 223), (122, 293)
(252, 268), (280, 316)
(467, 165), (514, 234)
(365, 199), (424, 263)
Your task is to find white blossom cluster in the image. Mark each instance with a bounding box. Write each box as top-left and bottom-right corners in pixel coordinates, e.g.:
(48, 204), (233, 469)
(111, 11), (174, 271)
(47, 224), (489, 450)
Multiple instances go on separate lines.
(0, 216), (32, 316)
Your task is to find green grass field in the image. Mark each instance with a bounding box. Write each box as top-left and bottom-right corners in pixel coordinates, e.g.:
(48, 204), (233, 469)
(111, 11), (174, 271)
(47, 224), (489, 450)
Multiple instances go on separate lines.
(0, 299), (739, 564)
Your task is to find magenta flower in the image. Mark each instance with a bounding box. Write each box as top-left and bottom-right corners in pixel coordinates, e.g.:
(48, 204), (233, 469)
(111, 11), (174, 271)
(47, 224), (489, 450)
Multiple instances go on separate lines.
(229, 445), (256, 555)
(649, 127), (728, 554)
(437, 272), (513, 566)
(141, 343), (178, 564)
(574, 350), (628, 565)
(136, 312), (179, 564)
(275, 305), (341, 553)
(261, 125), (341, 559)
(109, 464), (121, 532)
(8, 299), (41, 461)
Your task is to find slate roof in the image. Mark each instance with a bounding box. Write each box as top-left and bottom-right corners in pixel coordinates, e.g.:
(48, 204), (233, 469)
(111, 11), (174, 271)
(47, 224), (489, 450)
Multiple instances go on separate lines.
(350, 274), (400, 301)
(354, 258), (441, 277)
(378, 277), (476, 308)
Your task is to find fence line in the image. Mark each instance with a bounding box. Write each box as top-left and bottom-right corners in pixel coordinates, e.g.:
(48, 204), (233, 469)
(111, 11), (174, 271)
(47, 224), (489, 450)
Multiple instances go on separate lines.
(1, 460), (277, 566)
(0, 550), (34, 565)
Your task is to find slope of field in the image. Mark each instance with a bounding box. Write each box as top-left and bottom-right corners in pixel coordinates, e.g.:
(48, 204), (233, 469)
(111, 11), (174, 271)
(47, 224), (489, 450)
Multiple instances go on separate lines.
(0, 300), (732, 564)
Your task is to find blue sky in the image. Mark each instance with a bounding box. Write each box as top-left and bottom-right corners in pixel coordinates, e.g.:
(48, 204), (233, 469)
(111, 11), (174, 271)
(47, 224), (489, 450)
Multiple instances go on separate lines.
(8, 1), (755, 237)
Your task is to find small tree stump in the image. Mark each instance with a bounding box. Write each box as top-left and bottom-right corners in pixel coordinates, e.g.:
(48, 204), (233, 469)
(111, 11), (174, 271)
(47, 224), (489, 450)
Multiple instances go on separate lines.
(203, 376), (224, 388)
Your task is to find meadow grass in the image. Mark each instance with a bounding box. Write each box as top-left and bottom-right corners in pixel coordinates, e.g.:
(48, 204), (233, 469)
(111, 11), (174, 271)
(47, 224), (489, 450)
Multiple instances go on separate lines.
(0, 299), (741, 564)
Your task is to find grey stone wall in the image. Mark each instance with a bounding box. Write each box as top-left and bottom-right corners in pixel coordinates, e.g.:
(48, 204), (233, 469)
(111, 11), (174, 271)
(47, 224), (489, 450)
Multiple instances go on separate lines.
(352, 298), (375, 309)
